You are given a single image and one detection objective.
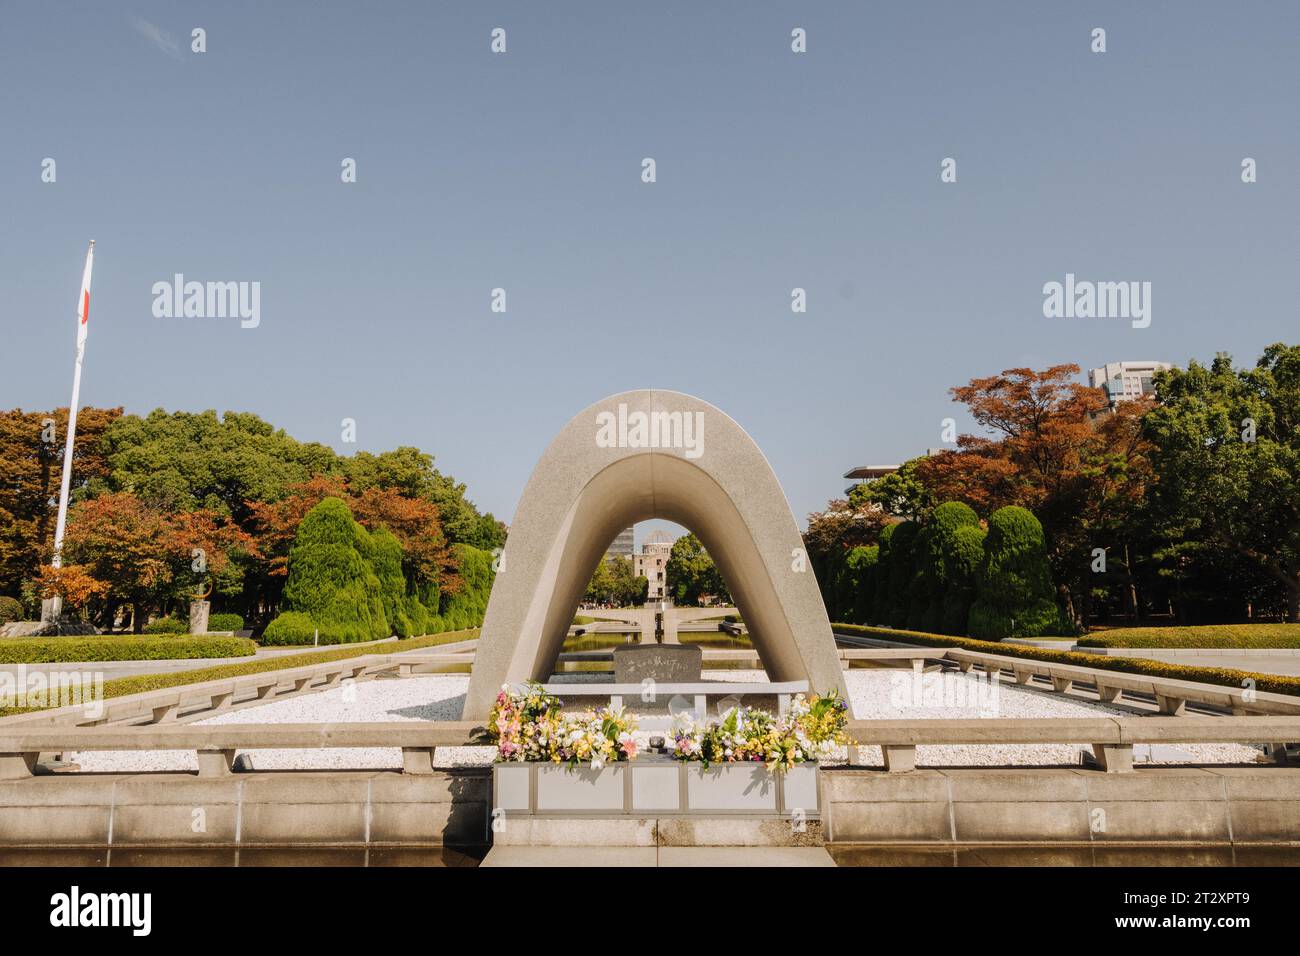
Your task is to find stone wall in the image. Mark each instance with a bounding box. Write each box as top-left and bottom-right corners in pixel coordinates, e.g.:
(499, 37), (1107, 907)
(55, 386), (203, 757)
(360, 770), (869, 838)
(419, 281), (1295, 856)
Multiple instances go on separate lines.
(822, 766), (1300, 845)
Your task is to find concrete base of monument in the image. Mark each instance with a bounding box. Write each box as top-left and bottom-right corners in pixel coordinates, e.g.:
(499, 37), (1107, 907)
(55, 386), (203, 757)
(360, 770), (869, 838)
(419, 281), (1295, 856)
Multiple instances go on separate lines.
(611, 643), (703, 683)
(491, 757), (822, 848)
(491, 816), (825, 848)
(481, 845), (836, 867)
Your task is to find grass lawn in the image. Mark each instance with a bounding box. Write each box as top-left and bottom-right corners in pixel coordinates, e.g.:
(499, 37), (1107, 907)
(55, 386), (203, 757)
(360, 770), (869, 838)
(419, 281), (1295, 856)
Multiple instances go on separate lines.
(0, 634), (256, 664)
(1079, 623), (1300, 649)
(0, 629), (479, 718)
(833, 622), (1300, 697)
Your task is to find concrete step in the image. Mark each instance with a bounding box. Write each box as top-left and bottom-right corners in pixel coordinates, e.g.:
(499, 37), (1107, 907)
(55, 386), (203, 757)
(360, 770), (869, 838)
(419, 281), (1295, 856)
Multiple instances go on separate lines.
(481, 846), (835, 867)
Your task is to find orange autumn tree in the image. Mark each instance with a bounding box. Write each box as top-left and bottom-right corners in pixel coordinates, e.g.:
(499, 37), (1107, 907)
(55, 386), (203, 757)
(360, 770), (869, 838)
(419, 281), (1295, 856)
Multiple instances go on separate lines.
(247, 475), (455, 607)
(0, 406), (122, 596)
(918, 364), (1153, 628)
(58, 491), (254, 631)
(35, 564), (109, 610)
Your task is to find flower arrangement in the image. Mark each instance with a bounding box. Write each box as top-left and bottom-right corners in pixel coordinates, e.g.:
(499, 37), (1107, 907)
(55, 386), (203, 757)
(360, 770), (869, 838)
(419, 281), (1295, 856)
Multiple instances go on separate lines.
(671, 690), (848, 772)
(488, 682), (638, 769)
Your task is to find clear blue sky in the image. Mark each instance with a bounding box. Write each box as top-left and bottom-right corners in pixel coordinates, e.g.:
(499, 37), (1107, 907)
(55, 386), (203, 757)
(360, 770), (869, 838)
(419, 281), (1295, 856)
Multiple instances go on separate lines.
(2, 2), (1297, 533)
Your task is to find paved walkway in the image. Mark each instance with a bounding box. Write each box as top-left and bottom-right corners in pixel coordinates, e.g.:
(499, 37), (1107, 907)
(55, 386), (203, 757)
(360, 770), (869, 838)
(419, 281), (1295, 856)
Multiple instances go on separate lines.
(0, 636), (416, 681)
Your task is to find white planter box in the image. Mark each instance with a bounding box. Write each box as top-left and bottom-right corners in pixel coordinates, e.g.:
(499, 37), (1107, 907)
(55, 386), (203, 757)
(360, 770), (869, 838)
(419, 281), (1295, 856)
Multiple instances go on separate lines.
(492, 757), (819, 816)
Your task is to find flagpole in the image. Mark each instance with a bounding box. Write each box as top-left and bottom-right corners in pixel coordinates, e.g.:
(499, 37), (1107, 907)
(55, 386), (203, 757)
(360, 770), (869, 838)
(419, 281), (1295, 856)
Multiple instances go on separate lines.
(44, 240), (95, 623)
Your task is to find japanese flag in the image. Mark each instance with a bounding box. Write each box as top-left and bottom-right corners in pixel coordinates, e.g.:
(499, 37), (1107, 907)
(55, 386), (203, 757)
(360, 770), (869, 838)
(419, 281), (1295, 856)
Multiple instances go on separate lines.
(76, 240), (94, 350)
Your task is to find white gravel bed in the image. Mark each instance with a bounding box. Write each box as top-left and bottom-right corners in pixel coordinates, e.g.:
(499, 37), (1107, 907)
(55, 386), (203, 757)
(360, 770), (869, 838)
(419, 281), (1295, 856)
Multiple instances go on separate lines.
(72, 668), (1264, 773)
(72, 676), (495, 773)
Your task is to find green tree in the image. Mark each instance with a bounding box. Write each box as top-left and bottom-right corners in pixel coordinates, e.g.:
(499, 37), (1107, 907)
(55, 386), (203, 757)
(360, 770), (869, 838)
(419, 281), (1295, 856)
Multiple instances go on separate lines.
(100, 410), (338, 522)
(849, 458), (936, 520)
(584, 556), (647, 606)
(804, 500), (890, 616)
(665, 533), (730, 605)
(342, 446), (500, 547)
(1145, 345), (1300, 621)
(968, 506), (1064, 640)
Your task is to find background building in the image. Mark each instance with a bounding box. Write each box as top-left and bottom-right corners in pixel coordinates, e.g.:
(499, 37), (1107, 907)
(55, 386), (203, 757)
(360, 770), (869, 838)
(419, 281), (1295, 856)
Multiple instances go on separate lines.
(1088, 361), (1173, 407)
(842, 464), (900, 497)
(606, 525), (634, 559)
(634, 529), (675, 601)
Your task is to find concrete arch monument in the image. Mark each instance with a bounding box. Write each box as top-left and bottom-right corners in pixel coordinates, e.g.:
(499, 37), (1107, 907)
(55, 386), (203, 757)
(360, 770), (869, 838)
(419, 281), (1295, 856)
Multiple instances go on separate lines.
(463, 390), (846, 719)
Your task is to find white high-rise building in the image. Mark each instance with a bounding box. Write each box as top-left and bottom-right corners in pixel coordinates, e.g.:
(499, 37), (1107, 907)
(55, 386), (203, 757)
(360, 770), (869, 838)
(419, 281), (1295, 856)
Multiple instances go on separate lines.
(1088, 361), (1173, 407)
(606, 525), (635, 559)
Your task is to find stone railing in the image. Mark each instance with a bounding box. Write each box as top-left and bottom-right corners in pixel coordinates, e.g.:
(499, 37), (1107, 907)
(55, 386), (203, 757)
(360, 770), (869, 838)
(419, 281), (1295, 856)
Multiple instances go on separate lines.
(0, 650), (475, 729)
(833, 630), (1300, 716)
(0, 720), (485, 779)
(943, 647), (1300, 716)
(5, 714), (1294, 782)
(844, 715), (1300, 773)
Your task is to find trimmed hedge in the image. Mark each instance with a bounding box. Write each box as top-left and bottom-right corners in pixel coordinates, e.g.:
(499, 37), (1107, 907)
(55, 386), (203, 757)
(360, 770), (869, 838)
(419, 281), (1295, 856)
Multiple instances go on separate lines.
(0, 634), (256, 664)
(142, 616), (188, 635)
(261, 610), (319, 646)
(207, 613), (244, 632)
(833, 623), (1300, 697)
(1080, 624), (1300, 650)
(0, 596), (23, 624)
(0, 628), (480, 717)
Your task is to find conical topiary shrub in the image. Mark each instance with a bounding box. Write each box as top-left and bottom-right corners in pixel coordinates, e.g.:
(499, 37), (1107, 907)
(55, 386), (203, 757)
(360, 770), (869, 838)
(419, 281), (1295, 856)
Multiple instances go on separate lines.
(915, 501), (982, 634)
(871, 523), (896, 625)
(438, 543), (495, 631)
(370, 526), (428, 638)
(968, 505), (1062, 640)
(941, 523), (986, 634)
(278, 497), (388, 644)
(847, 544), (878, 625)
(886, 521), (919, 629)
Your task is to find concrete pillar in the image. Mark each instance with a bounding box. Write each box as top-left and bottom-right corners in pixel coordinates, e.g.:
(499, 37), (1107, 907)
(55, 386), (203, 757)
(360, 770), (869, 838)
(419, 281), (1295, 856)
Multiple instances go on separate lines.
(402, 747), (435, 774)
(1096, 685), (1123, 703)
(40, 596), (62, 624)
(1091, 743), (1134, 773)
(882, 745), (917, 773)
(1156, 695), (1187, 716)
(0, 753), (38, 780)
(196, 748), (236, 777)
(1051, 677), (1073, 694)
(188, 600), (210, 635)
